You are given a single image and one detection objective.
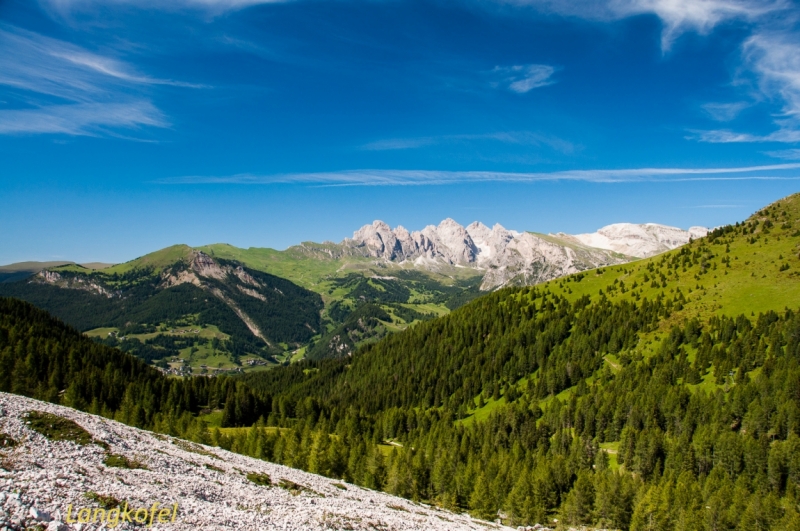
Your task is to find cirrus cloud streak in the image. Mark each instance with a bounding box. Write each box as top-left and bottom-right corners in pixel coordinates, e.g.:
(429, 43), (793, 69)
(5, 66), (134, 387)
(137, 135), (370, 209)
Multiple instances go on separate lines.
(160, 163), (800, 187)
(0, 24), (204, 136)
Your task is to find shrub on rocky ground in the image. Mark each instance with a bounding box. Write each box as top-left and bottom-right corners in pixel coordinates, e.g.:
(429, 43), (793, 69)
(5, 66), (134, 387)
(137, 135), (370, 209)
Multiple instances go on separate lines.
(278, 478), (321, 497)
(103, 453), (148, 470)
(0, 432), (17, 449)
(246, 472), (271, 486)
(84, 491), (125, 510)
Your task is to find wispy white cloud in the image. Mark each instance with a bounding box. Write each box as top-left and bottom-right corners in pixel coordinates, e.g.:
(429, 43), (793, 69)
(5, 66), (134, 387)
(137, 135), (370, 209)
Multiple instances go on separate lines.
(0, 24), (199, 136)
(361, 131), (575, 154)
(53, 51), (206, 88)
(702, 101), (749, 121)
(0, 101), (165, 135)
(610, 0), (785, 50)
(501, 0), (786, 50)
(492, 64), (556, 93)
(0, 26), (198, 99)
(764, 148), (800, 159)
(160, 162), (800, 186)
(694, 28), (800, 143)
(744, 28), (800, 80)
(693, 127), (800, 143)
(41, 0), (285, 16)
(361, 138), (438, 151)
(693, 25), (800, 143)
(741, 31), (800, 136)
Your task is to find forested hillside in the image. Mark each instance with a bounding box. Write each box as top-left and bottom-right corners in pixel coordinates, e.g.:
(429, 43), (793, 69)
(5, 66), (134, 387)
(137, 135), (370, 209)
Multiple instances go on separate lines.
(0, 297), (406, 506)
(0, 243), (481, 365)
(201, 244), (484, 359)
(0, 248), (323, 370)
(228, 194), (800, 529)
(0, 297), (270, 432)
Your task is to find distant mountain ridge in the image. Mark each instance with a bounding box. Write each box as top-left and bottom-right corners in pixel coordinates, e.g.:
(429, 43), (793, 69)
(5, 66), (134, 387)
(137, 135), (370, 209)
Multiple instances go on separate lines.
(0, 218), (708, 365)
(344, 219), (708, 289)
(0, 260), (114, 284)
(0, 246), (323, 366)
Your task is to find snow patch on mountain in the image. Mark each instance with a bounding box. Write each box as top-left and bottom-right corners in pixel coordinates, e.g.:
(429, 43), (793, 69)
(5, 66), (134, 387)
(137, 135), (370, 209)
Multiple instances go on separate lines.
(559, 223), (709, 258)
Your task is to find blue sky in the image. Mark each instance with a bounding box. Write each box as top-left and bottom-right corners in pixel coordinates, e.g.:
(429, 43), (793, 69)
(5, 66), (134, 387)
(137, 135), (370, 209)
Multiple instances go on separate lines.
(2, 0), (800, 264)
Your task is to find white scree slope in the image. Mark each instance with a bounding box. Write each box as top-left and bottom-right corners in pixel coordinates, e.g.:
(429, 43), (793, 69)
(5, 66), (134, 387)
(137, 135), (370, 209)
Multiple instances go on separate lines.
(0, 393), (515, 531)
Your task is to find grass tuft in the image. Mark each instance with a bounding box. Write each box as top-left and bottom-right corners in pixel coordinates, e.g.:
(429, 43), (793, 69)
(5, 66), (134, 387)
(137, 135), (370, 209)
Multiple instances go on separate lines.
(103, 453), (148, 470)
(25, 411), (94, 446)
(247, 472), (272, 486)
(278, 478), (318, 496)
(172, 439), (220, 459)
(0, 432), (18, 450)
(204, 463), (224, 473)
(83, 491), (124, 510)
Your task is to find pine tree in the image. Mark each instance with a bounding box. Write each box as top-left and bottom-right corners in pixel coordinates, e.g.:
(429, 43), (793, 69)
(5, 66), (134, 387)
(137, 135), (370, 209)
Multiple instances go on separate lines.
(560, 470), (594, 526)
(469, 472), (496, 520)
(630, 484), (671, 531)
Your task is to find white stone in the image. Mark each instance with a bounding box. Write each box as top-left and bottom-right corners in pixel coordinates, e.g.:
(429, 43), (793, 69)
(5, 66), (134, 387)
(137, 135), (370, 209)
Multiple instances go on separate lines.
(29, 506), (52, 521)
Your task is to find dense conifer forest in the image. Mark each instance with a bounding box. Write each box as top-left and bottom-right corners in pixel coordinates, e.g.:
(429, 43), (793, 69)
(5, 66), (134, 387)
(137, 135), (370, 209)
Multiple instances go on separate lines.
(0, 297), (268, 433)
(4, 195), (800, 530)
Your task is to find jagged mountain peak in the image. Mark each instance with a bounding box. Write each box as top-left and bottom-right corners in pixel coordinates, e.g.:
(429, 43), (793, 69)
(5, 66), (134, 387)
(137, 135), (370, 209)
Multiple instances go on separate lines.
(436, 217), (464, 230)
(465, 220), (490, 234)
(346, 217), (707, 289)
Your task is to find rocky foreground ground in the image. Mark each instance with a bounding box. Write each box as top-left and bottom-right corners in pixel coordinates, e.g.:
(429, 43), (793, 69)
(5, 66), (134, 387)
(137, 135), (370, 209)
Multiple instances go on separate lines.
(0, 393), (528, 531)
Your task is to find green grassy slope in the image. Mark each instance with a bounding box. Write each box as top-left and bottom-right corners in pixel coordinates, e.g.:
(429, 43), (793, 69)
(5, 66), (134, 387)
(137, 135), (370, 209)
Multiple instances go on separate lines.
(261, 194), (800, 412)
(199, 243), (372, 293)
(544, 193), (800, 336)
(199, 242), (484, 358)
(0, 261), (78, 283)
(46, 245), (194, 276)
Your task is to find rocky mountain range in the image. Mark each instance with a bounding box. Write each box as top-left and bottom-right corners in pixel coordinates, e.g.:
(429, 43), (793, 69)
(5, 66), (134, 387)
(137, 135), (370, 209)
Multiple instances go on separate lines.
(0, 218), (708, 364)
(344, 219), (708, 289)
